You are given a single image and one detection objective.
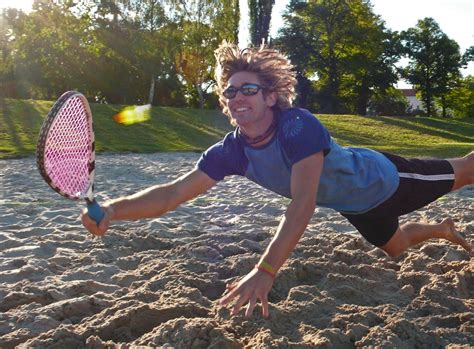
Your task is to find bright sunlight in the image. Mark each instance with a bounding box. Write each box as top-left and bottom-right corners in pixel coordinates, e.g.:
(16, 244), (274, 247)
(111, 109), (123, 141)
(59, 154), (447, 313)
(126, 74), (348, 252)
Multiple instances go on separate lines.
(1, 0), (33, 12)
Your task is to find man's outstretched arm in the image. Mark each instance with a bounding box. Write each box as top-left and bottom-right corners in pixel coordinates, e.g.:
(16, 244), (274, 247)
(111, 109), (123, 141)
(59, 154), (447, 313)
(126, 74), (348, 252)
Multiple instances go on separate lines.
(81, 168), (217, 236)
(220, 151), (324, 318)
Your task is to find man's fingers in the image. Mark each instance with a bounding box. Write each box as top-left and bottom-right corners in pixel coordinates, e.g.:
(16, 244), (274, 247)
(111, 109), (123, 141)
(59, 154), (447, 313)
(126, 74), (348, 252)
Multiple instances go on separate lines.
(261, 296), (270, 318)
(220, 284), (239, 306)
(97, 218), (110, 234)
(219, 293), (231, 306)
(245, 296), (257, 318)
(220, 272), (273, 318)
(226, 279), (239, 291)
(81, 212), (98, 234)
(81, 207), (112, 236)
(232, 294), (248, 316)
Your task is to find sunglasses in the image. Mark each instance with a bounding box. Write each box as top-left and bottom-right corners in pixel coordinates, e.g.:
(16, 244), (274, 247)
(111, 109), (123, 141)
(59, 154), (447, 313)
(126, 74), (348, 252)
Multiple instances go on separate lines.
(223, 83), (266, 99)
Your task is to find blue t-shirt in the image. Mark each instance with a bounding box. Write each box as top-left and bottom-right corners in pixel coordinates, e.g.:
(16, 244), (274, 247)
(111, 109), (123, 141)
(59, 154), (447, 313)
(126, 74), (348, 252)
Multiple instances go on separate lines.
(196, 108), (399, 214)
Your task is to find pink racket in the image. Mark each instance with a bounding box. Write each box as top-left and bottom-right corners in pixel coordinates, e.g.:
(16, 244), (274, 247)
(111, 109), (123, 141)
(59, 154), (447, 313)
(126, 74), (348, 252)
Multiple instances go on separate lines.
(37, 91), (104, 223)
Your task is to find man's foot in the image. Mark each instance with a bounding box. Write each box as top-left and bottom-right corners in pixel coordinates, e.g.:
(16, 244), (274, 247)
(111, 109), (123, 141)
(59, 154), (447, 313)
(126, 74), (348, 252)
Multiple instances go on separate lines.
(440, 218), (472, 253)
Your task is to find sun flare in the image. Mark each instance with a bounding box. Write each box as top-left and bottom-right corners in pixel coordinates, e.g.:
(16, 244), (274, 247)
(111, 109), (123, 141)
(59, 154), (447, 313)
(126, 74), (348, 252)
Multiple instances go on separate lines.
(0, 0), (33, 12)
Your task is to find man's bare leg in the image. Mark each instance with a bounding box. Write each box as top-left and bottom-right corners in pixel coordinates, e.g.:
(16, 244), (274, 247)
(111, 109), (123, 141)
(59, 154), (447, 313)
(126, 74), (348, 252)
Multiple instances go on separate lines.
(381, 151), (474, 258)
(448, 151), (474, 191)
(381, 218), (472, 258)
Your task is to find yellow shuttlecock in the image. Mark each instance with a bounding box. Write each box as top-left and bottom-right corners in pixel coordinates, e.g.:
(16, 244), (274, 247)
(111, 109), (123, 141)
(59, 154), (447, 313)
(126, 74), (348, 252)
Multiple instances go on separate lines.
(113, 104), (151, 125)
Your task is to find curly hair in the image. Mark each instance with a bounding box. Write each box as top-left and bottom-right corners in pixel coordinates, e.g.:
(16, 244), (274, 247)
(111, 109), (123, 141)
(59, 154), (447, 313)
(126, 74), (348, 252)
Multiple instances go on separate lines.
(214, 41), (297, 124)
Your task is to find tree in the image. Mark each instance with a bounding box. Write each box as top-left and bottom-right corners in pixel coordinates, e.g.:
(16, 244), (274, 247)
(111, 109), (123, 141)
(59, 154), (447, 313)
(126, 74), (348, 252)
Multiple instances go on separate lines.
(2, 0), (239, 108)
(442, 75), (474, 118)
(276, 0), (400, 114)
(171, 0), (239, 109)
(339, 2), (401, 115)
(277, 0), (351, 113)
(87, 5), (145, 103)
(120, 0), (177, 105)
(433, 37), (463, 117)
(0, 8), (20, 97)
(461, 45), (474, 66)
(79, 0), (183, 105)
(5, 1), (95, 99)
(248, 0), (274, 45)
(272, 1), (314, 108)
(401, 18), (464, 117)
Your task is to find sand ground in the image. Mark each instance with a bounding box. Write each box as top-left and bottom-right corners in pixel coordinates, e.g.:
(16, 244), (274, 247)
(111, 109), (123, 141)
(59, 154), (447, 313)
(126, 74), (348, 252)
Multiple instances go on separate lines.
(0, 153), (472, 348)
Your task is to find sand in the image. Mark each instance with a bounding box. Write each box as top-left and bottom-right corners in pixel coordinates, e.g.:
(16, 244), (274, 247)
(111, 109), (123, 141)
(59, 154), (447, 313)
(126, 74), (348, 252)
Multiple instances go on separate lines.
(0, 153), (472, 349)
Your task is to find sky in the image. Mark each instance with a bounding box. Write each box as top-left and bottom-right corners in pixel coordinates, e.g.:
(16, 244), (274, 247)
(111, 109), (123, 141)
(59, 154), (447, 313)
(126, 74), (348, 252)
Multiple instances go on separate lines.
(2, 0), (472, 87)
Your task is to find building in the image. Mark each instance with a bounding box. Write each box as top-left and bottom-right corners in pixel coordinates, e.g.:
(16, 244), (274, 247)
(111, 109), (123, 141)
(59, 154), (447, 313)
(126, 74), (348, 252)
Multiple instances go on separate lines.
(399, 88), (423, 112)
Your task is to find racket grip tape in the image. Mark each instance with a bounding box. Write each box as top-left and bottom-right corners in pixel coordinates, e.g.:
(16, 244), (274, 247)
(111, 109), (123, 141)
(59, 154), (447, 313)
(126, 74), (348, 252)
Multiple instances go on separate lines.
(87, 199), (105, 224)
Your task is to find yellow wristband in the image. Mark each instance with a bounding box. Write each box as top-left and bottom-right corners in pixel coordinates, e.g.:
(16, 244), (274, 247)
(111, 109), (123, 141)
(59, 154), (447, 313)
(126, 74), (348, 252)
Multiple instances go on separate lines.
(255, 265), (276, 278)
(260, 260), (277, 274)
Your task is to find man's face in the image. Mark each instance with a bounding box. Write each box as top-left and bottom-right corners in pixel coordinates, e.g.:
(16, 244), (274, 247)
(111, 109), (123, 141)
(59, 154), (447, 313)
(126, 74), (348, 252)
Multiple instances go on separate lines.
(225, 71), (276, 128)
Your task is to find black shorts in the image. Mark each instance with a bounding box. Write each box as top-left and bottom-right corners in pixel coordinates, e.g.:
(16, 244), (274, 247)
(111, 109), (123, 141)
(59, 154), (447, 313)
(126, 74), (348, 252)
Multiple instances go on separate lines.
(341, 153), (455, 247)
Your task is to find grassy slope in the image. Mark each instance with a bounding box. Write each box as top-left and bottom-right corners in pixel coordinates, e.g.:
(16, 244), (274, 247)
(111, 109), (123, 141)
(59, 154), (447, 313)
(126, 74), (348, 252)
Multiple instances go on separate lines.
(318, 114), (474, 158)
(1, 98), (473, 159)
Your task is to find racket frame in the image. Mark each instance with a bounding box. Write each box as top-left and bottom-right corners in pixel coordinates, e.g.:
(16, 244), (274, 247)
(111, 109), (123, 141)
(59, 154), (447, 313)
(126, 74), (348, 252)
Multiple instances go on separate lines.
(36, 91), (103, 224)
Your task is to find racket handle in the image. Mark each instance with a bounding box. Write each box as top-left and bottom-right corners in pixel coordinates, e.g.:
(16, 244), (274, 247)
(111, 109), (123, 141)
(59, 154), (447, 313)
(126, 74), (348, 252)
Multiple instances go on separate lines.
(87, 199), (105, 224)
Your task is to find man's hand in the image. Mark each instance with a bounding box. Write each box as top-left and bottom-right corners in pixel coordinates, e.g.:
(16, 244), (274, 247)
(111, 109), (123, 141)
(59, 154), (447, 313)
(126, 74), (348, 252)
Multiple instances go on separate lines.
(219, 268), (274, 318)
(80, 204), (114, 236)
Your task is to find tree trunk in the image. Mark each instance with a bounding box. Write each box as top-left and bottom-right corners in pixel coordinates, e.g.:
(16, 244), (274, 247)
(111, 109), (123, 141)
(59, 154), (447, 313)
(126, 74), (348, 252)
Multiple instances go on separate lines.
(234, 0), (240, 44)
(326, 56), (339, 114)
(295, 73), (311, 109)
(423, 89), (434, 117)
(249, 0), (275, 45)
(196, 83), (204, 109)
(148, 75), (155, 105)
(441, 95), (447, 117)
(356, 76), (370, 115)
(425, 97), (432, 117)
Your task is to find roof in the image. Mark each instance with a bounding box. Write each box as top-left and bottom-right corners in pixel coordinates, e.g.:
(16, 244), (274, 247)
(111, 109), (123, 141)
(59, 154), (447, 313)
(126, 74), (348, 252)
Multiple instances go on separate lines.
(399, 89), (417, 97)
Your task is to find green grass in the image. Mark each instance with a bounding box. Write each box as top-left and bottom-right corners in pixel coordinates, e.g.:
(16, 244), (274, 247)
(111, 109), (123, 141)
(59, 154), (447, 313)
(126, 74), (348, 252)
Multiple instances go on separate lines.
(0, 98), (232, 158)
(1, 98), (473, 159)
(318, 114), (474, 158)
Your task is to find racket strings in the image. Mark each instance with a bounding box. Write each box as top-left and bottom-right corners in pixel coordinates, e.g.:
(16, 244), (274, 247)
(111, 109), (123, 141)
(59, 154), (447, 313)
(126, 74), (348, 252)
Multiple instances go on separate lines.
(44, 97), (93, 198)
